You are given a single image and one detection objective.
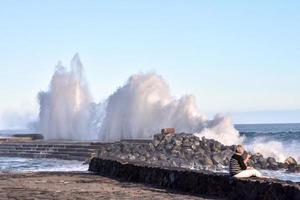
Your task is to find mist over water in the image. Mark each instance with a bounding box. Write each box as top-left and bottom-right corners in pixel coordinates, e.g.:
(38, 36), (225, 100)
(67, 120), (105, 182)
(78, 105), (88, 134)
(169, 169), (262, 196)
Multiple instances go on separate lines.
(38, 55), (242, 144)
(98, 73), (242, 143)
(37, 55), (299, 162)
(39, 54), (95, 140)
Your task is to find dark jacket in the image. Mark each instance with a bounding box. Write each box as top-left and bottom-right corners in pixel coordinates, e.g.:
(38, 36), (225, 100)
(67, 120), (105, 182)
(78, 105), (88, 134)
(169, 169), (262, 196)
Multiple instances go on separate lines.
(229, 153), (247, 176)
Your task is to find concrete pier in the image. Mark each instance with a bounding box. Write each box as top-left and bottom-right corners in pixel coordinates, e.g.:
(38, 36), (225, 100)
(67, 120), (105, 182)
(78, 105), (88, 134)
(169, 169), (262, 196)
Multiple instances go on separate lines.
(89, 157), (300, 200)
(0, 140), (104, 161)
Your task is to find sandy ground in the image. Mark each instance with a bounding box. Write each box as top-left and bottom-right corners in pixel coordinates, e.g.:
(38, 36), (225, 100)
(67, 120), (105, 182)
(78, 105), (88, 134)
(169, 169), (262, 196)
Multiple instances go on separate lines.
(0, 172), (221, 200)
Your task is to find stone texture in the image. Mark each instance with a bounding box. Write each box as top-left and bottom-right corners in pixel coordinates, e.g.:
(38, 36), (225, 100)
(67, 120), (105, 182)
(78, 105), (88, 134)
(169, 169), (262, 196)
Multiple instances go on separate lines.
(287, 164), (300, 173)
(0, 133), (298, 174)
(285, 156), (298, 165)
(92, 133), (297, 173)
(0, 141), (102, 161)
(89, 158), (300, 200)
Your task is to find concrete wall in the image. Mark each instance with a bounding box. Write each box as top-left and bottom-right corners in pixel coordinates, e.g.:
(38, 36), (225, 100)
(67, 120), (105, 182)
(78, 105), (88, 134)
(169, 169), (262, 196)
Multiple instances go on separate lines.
(0, 141), (103, 161)
(89, 157), (300, 200)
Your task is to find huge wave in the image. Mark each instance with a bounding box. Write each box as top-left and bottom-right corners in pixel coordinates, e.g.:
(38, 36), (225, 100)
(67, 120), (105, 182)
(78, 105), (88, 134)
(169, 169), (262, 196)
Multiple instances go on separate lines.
(38, 55), (298, 162)
(39, 54), (94, 140)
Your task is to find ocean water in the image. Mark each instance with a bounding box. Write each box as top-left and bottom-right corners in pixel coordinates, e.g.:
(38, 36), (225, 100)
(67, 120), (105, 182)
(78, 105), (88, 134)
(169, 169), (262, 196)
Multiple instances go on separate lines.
(233, 123), (300, 182)
(236, 123), (300, 162)
(0, 157), (88, 172)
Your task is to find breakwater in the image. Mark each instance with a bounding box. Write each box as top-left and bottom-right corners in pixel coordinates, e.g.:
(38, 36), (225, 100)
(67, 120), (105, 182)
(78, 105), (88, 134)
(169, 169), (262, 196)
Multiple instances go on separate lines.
(0, 140), (103, 161)
(89, 157), (300, 200)
(93, 133), (299, 172)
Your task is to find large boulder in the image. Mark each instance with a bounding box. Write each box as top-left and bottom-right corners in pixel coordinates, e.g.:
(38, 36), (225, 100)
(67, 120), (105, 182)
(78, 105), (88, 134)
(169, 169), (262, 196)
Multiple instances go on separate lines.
(287, 164), (300, 173)
(266, 157), (279, 170)
(285, 156), (297, 165)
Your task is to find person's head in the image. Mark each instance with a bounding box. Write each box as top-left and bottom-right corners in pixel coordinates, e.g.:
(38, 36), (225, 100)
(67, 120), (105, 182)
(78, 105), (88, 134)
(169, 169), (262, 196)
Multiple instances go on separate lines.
(236, 144), (245, 154)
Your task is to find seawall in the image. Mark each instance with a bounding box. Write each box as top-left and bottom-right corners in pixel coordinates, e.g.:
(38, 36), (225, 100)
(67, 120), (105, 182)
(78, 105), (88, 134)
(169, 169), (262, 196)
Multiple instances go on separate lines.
(89, 157), (300, 200)
(0, 140), (104, 161)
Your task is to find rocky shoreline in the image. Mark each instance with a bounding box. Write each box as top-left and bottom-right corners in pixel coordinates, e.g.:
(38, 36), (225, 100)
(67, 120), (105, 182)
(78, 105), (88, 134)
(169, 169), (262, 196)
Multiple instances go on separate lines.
(88, 132), (300, 199)
(93, 132), (300, 173)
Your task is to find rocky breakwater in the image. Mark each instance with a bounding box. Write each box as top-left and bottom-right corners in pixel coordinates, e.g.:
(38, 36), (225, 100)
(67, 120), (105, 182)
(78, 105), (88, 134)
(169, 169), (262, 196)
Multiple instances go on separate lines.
(94, 132), (300, 173)
(90, 132), (300, 199)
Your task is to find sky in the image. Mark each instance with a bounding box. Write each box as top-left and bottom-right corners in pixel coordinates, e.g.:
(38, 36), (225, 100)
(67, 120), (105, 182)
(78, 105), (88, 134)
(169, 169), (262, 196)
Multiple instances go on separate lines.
(0, 0), (299, 128)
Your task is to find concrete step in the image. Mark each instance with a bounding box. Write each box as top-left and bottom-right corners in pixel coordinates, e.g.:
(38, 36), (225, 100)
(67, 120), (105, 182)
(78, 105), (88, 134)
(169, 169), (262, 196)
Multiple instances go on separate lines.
(0, 148), (94, 155)
(0, 141), (102, 161)
(0, 149), (91, 156)
(0, 152), (87, 161)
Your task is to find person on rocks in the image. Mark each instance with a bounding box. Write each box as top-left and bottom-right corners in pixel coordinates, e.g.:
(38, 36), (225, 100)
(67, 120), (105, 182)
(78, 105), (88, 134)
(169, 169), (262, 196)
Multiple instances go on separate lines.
(229, 145), (266, 178)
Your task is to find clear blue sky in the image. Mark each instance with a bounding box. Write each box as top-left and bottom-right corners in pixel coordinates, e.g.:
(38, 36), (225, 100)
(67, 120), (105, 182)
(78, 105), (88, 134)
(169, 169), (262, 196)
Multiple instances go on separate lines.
(0, 0), (299, 127)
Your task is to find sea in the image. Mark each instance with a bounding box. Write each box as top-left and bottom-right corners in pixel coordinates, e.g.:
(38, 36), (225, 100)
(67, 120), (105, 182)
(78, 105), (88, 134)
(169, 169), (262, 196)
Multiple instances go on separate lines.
(235, 123), (300, 182)
(0, 123), (299, 182)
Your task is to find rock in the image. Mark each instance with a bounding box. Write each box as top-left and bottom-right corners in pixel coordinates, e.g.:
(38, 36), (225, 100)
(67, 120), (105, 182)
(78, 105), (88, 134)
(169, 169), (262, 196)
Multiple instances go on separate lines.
(145, 152), (152, 159)
(250, 153), (268, 169)
(202, 155), (214, 166)
(152, 139), (160, 147)
(128, 155), (136, 160)
(229, 145), (236, 151)
(267, 157), (277, 164)
(182, 147), (194, 155)
(139, 156), (146, 162)
(161, 128), (175, 134)
(172, 138), (182, 147)
(194, 148), (205, 155)
(158, 154), (168, 161)
(153, 134), (164, 141)
(169, 160), (180, 167)
(171, 149), (180, 156)
(191, 144), (197, 150)
(147, 142), (155, 151)
(200, 142), (210, 152)
(211, 153), (224, 165)
(287, 164), (300, 173)
(210, 140), (222, 152)
(285, 156), (297, 165)
(220, 149), (233, 160)
(165, 143), (173, 151)
(182, 138), (191, 147)
(119, 155), (128, 160)
(164, 134), (173, 143)
(277, 162), (288, 169)
(266, 157), (279, 169)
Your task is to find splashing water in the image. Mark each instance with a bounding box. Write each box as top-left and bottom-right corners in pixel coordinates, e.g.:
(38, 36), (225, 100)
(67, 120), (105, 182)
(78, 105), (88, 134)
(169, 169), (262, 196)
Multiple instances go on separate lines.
(244, 138), (300, 162)
(38, 55), (298, 163)
(98, 73), (243, 144)
(38, 54), (95, 140)
(194, 115), (244, 146)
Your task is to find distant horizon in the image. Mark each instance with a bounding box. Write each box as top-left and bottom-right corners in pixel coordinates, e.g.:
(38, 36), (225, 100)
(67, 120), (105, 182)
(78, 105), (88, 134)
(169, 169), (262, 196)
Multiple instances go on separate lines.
(1, 118), (300, 132)
(1, 122), (300, 132)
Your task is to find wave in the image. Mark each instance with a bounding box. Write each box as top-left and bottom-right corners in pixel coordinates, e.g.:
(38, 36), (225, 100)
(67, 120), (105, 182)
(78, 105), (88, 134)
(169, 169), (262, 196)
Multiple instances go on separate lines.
(36, 54), (299, 163)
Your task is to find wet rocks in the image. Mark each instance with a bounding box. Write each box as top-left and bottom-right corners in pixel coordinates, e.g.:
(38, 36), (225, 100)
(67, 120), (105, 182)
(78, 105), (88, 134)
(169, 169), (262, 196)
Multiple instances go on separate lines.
(92, 133), (298, 173)
(285, 156), (298, 165)
(93, 133), (233, 170)
(287, 164), (300, 173)
(266, 157), (279, 170)
(284, 157), (300, 173)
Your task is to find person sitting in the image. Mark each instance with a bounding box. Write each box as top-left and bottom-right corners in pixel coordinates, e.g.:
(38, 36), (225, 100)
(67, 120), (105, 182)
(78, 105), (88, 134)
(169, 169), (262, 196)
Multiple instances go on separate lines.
(229, 144), (265, 178)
